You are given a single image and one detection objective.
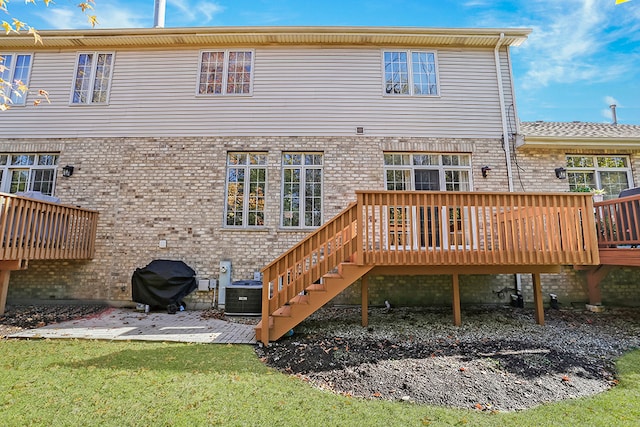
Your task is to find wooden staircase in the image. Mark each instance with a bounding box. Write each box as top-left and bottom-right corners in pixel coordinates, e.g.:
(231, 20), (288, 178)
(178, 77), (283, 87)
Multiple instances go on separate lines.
(256, 261), (373, 344)
(256, 191), (602, 345)
(255, 202), (365, 343)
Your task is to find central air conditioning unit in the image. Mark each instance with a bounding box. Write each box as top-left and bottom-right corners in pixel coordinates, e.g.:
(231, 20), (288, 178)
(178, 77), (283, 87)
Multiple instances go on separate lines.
(225, 280), (262, 316)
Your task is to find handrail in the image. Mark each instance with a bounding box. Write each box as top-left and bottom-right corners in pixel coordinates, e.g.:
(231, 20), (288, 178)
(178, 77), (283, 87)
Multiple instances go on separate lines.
(357, 191), (598, 266)
(0, 193), (98, 262)
(261, 202), (358, 317)
(594, 193), (640, 247)
(259, 191), (601, 341)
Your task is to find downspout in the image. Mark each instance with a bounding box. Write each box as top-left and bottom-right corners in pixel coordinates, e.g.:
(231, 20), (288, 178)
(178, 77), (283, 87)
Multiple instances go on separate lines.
(506, 46), (521, 136)
(494, 33), (514, 192)
(494, 34), (522, 296)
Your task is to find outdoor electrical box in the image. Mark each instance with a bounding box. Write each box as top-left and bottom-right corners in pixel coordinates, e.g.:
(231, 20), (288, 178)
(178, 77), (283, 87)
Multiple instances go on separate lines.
(218, 260), (232, 305)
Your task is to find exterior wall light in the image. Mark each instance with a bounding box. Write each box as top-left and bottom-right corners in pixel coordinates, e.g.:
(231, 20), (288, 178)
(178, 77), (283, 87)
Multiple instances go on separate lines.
(555, 167), (567, 179)
(62, 165), (75, 177)
(481, 166), (491, 178)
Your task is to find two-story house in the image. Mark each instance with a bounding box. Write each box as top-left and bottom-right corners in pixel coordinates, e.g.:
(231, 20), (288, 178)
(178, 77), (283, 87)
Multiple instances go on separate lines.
(1, 26), (638, 341)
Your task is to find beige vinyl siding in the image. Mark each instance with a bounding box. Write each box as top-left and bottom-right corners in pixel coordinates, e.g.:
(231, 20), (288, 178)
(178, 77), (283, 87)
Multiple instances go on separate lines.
(1, 47), (514, 139)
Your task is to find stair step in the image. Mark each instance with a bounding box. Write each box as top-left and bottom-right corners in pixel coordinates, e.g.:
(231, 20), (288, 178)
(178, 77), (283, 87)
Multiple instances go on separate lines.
(306, 283), (326, 292)
(272, 305), (291, 317)
(290, 294), (310, 304)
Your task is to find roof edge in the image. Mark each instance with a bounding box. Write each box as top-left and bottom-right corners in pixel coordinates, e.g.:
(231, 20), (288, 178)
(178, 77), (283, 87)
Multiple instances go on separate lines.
(0, 26), (532, 49)
(518, 136), (640, 150)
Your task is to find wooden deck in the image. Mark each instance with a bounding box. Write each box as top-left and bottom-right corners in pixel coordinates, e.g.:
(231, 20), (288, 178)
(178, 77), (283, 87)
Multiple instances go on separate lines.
(582, 193), (640, 304)
(256, 191), (602, 344)
(0, 193), (99, 314)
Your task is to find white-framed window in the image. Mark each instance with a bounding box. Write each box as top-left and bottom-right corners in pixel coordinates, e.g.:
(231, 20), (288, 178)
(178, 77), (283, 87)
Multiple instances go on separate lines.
(383, 50), (439, 96)
(383, 153), (473, 249)
(0, 53), (33, 106)
(566, 155), (633, 200)
(197, 50), (254, 96)
(384, 153), (471, 191)
(70, 52), (114, 105)
(225, 152), (267, 227)
(282, 153), (323, 228)
(0, 153), (59, 195)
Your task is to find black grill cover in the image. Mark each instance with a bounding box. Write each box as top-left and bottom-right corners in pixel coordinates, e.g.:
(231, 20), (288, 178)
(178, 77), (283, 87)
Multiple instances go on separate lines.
(131, 260), (197, 308)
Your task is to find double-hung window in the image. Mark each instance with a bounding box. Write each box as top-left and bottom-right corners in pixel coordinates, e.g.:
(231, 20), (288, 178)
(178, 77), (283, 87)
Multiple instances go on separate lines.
(0, 53), (33, 106)
(71, 52), (114, 105)
(0, 153), (59, 196)
(383, 51), (438, 96)
(566, 155), (633, 199)
(282, 153), (323, 228)
(225, 153), (267, 227)
(198, 50), (254, 95)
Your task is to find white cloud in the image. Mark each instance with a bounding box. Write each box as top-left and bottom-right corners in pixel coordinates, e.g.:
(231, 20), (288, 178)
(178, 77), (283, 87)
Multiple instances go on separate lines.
(168, 0), (223, 24)
(604, 95), (620, 107)
(196, 2), (224, 23)
(91, 4), (148, 29)
(36, 8), (79, 30)
(36, 3), (147, 29)
(514, 0), (635, 89)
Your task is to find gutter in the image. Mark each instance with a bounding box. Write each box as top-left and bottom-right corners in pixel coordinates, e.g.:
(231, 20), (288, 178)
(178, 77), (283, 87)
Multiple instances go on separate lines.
(494, 33), (514, 192)
(517, 136), (640, 150)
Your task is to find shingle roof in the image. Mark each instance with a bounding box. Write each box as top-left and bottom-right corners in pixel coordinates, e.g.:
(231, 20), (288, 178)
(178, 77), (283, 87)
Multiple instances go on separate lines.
(520, 121), (640, 139)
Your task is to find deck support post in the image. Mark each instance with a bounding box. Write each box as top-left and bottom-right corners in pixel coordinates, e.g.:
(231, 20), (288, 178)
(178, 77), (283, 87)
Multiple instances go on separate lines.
(586, 265), (611, 305)
(0, 270), (11, 316)
(361, 275), (368, 327)
(532, 272), (544, 325)
(452, 273), (461, 326)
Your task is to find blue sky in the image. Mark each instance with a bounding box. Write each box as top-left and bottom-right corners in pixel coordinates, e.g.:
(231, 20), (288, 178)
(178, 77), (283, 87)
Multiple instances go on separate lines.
(3, 0), (639, 124)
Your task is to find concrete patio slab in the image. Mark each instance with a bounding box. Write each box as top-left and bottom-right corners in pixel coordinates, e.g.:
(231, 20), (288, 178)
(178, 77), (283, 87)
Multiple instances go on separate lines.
(8, 307), (257, 344)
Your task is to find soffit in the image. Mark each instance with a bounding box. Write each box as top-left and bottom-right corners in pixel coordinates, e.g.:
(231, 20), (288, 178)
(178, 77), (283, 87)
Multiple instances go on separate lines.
(0, 26), (531, 50)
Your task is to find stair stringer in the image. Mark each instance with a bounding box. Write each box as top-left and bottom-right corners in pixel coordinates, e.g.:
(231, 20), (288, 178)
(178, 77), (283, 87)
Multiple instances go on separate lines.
(255, 262), (373, 343)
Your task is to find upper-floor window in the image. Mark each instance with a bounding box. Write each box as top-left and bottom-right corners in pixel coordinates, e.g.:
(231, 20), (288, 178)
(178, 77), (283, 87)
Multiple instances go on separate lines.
(282, 153), (323, 228)
(225, 152), (267, 227)
(71, 52), (114, 105)
(383, 51), (438, 96)
(384, 153), (471, 191)
(198, 50), (254, 96)
(0, 53), (33, 106)
(0, 153), (59, 196)
(566, 155), (633, 200)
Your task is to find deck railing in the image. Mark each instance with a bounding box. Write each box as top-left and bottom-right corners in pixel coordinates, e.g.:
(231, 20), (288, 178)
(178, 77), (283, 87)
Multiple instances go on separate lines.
(0, 193), (98, 262)
(261, 202), (358, 314)
(594, 193), (640, 248)
(262, 191), (599, 314)
(358, 191), (599, 266)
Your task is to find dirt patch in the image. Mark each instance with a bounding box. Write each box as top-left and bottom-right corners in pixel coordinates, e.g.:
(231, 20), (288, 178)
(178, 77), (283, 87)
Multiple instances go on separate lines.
(256, 306), (640, 411)
(0, 304), (108, 338)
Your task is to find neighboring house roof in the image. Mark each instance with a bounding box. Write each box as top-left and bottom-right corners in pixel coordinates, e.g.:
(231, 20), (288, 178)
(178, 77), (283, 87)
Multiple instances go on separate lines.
(0, 26), (531, 50)
(518, 121), (640, 150)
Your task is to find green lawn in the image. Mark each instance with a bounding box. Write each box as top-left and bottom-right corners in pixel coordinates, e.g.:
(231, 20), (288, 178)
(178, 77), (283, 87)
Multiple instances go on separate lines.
(0, 340), (638, 426)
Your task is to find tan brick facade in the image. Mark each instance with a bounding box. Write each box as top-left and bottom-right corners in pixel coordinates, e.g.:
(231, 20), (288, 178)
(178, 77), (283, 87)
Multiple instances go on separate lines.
(2, 136), (639, 308)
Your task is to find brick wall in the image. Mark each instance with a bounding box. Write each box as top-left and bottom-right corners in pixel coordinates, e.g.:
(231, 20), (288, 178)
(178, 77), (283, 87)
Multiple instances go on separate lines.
(2, 137), (639, 308)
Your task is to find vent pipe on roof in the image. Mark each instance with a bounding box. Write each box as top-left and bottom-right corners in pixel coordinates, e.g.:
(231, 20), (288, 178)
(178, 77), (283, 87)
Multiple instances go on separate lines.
(610, 104), (618, 125)
(153, 0), (166, 28)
